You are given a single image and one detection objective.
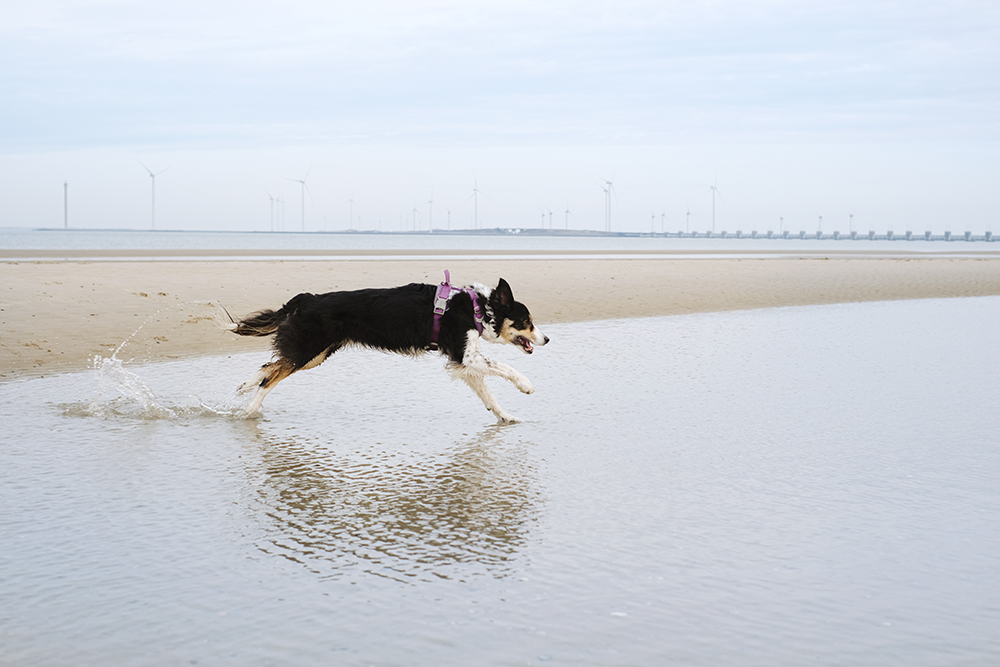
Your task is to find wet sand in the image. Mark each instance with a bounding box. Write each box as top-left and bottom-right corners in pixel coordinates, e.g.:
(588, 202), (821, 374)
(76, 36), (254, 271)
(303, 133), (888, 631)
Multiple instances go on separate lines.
(4, 256), (1000, 378)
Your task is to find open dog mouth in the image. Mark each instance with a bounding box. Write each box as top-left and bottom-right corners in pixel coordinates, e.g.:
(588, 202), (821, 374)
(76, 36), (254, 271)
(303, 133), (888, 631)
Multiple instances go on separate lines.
(515, 335), (534, 354)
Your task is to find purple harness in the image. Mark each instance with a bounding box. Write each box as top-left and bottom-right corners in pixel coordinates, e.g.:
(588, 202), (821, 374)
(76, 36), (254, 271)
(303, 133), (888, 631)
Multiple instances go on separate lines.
(429, 270), (485, 350)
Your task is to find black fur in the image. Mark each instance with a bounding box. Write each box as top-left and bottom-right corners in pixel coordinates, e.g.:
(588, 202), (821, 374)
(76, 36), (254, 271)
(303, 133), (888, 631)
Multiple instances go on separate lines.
(235, 277), (525, 368)
(230, 276), (548, 421)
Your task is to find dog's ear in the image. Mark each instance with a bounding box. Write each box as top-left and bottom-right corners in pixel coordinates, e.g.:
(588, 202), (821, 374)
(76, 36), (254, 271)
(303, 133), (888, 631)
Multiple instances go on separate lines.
(494, 278), (513, 307)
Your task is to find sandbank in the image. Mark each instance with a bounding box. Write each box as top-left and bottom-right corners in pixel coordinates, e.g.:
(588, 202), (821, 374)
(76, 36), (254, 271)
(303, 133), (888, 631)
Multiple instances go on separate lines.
(4, 255), (1000, 379)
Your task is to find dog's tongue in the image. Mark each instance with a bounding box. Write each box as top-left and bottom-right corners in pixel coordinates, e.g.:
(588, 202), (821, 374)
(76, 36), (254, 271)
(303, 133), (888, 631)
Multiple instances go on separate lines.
(522, 339), (534, 353)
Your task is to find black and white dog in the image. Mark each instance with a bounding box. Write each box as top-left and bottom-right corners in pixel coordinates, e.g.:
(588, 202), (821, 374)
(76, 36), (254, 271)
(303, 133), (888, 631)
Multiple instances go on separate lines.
(227, 276), (548, 423)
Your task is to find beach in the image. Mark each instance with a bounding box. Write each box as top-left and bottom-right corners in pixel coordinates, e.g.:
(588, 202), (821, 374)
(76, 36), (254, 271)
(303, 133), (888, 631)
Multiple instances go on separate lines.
(4, 256), (1000, 378)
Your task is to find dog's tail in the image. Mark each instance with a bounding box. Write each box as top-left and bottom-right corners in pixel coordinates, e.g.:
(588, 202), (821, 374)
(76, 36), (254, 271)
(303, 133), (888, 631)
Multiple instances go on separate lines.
(215, 303), (285, 337)
(233, 309), (285, 337)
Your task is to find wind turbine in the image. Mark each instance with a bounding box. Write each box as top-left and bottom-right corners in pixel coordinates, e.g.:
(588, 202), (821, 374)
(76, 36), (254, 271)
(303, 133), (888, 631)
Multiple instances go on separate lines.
(467, 176), (488, 229)
(427, 194), (434, 231)
(347, 198), (354, 229)
(661, 212), (666, 233)
(601, 185), (609, 231)
(264, 190), (276, 232)
(138, 161), (169, 230)
(564, 206), (572, 230)
(709, 182), (723, 233)
(600, 175), (616, 232)
(651, 213), (656, 233)
(446, 208), (451, 230)
(686, 206), (691, 233)
(287, 168), (312, 232)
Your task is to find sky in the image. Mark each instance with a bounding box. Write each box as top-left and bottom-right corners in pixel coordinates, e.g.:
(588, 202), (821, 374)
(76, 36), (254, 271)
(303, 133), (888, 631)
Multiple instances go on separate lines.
(1, 0), (998, 234)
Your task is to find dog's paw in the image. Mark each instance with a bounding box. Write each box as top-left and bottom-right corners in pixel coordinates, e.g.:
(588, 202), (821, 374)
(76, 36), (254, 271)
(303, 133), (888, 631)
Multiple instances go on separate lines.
(495, 411), (522, 425)
(515, 377), (534, 394)
(237, 382), (256, 395)
(239, 406), (262, 419)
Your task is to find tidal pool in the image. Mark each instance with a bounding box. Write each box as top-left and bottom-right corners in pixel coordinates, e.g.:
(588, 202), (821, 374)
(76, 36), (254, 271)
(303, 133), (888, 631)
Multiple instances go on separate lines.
(2, 298), (998, 665)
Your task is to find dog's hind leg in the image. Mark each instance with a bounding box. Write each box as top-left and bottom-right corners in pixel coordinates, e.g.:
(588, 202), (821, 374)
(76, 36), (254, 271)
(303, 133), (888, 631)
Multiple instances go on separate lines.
(243, 358), (298, 416)
(237, 365), (269, 395)
(240, 343), (337, 412)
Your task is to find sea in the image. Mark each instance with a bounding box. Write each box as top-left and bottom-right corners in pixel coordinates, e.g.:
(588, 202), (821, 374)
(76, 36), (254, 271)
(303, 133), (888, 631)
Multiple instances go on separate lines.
(1, 289), (998, 665)
(2, 226), (1000, 260)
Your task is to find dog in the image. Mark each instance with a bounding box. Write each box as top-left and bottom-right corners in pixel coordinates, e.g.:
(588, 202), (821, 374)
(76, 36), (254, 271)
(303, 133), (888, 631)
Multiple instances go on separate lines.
(225, 275), (548, 423)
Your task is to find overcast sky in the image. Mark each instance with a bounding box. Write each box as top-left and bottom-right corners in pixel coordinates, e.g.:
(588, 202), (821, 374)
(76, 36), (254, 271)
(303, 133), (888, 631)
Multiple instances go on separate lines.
(2, 0), (998, 233)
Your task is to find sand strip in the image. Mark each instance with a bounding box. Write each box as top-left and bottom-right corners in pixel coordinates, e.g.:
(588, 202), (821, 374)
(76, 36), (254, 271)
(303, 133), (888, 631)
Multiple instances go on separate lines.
(4, 257), (1000, 378)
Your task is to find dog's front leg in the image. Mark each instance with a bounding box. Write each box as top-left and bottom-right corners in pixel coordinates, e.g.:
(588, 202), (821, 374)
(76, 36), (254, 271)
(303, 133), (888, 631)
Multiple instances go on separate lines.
(486, 358), (534, 394)
(450, 334), (519, 423)
(457, 369), (520, 424)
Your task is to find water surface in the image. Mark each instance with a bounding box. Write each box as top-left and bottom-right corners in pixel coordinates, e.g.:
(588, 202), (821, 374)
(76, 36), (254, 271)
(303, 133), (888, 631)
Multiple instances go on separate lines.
(2, 299), (998, 665)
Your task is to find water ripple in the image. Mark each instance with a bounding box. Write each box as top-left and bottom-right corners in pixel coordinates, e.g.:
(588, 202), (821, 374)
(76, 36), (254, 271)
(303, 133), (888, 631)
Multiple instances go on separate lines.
(249, 427), (541, 583)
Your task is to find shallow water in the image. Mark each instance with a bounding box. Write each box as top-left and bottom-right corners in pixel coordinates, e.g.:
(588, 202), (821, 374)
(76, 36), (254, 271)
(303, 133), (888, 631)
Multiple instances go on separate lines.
(2, 299), (999, 665)
(3, 226), (996, 255)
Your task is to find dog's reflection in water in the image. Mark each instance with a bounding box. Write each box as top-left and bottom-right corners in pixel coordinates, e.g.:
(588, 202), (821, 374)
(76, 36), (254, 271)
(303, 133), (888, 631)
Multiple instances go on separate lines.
(250, 426), (540, 582)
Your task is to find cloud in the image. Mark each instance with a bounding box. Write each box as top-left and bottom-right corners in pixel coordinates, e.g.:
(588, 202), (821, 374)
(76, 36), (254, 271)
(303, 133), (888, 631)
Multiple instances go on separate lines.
(2, 0), (998, 150)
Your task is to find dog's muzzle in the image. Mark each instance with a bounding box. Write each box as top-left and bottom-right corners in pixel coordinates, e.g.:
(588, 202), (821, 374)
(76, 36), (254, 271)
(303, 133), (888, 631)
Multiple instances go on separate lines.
(515, 332), (549, 354)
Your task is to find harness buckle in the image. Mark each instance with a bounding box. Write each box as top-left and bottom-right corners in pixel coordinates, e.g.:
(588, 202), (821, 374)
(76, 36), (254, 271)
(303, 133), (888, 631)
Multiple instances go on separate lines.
(434, 294), (449, 315)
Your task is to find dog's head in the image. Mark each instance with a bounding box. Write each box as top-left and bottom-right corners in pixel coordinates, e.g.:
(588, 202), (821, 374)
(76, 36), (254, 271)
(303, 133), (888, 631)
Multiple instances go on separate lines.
(489, 278), (549, 354)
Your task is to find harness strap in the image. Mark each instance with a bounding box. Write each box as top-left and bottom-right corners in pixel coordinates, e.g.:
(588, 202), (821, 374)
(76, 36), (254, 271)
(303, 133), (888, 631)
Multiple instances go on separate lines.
(429, 270), (485, 350)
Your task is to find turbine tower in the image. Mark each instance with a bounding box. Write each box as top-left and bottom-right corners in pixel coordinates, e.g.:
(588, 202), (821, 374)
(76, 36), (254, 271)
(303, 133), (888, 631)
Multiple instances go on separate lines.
(287, 168), (311, 232)
(138, 161), (169, 230)
(467, 176), (488, 229)
(601, 176), (615, 232)
(709, 182), (723, 233)
(264, 190), (276, 232)
(602, 185), (609, 231)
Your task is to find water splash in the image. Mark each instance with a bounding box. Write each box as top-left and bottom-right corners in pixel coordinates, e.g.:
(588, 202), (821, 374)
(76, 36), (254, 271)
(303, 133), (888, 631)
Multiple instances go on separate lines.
(83, 354), (177, 419)
(63, 300), (255, 420)
(66, 353), (255, 421)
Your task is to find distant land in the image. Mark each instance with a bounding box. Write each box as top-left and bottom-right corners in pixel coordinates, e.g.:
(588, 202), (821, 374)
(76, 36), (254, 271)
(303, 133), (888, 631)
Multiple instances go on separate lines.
(29, 226), (997, 242)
